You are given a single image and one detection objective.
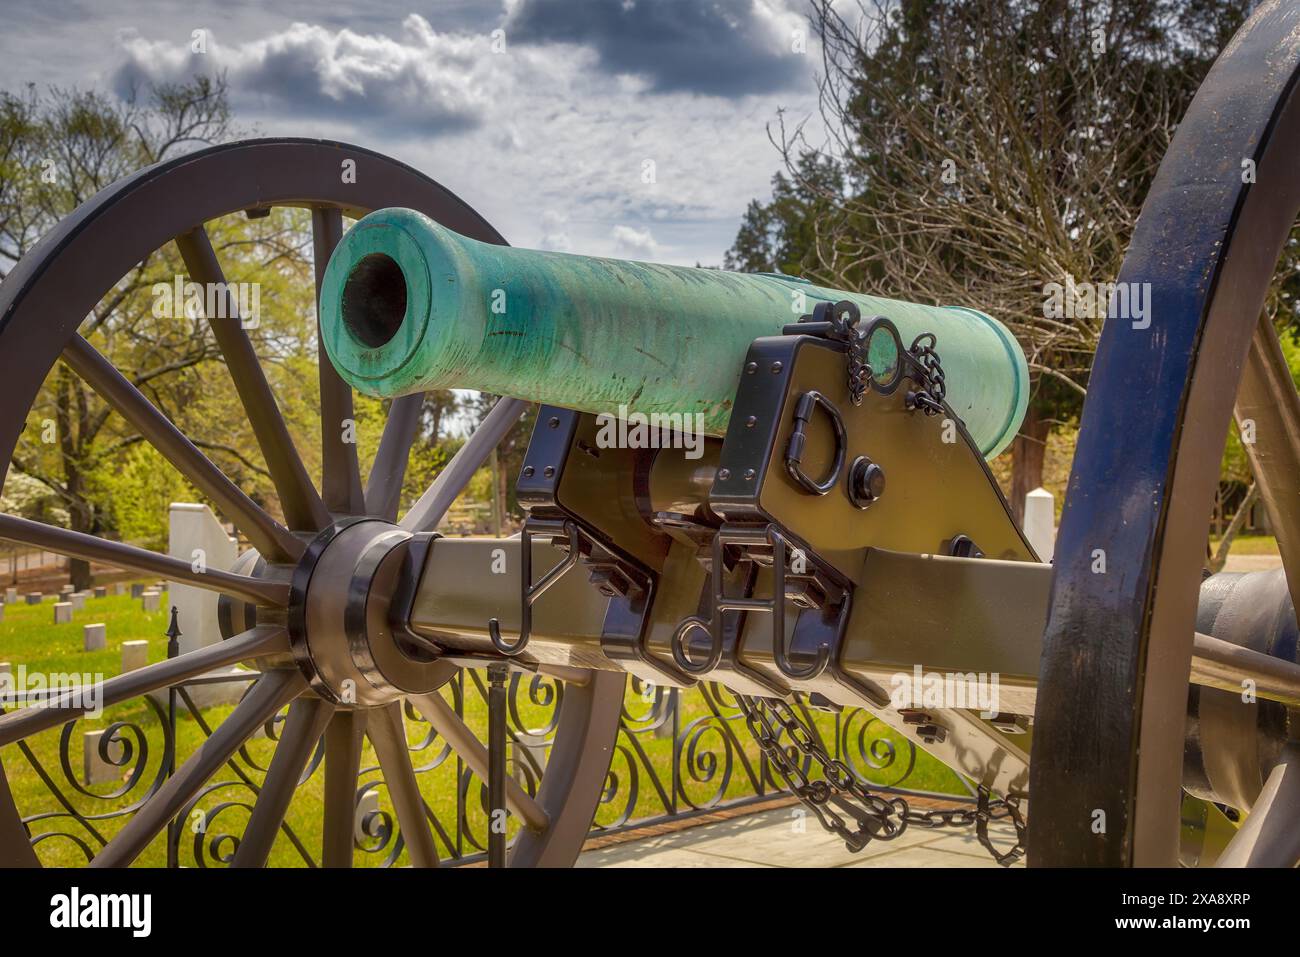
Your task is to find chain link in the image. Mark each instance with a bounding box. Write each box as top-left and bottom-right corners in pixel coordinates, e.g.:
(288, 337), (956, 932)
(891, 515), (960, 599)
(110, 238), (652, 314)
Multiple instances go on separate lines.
(737, 693), (1026, 866)
(906, 332), (947, 415)
(822, 301), (871, 407)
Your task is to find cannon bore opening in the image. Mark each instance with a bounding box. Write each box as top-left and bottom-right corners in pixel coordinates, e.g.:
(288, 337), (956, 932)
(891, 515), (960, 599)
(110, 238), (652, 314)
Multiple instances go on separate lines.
(342, 252), (408, 348)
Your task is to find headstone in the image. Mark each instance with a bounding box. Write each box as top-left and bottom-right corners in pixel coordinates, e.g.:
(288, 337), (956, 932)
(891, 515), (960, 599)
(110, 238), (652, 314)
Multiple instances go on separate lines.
(83, 623), (106, 652)
(69, 592), (86, 612)
(4, 587), (16, 604)
(93, 586), (107, 599)
(354, 786), (381, 843)
(130, 583), (144, 599)
(1023, 487), (1056, 563)
(121, 640), (148, 672)
(83, 729), (124, 786)
(140, 590), (160, 612)
(60, 584), (74, 596)
(25, 592), (41, 605)
(168, 503), (242, 706)
(53, 602), (72, 624)
(0, 603), (4, 623)
(113, 583), (125, 596)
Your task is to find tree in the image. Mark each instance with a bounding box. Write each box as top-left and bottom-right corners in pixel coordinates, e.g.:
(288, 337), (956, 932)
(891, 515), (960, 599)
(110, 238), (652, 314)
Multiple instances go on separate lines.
(729, 0), (1255, 517)
(0, 78), (334, 587)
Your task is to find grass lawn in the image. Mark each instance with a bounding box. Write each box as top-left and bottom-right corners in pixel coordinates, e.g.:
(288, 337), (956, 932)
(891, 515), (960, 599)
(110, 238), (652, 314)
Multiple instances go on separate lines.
(1211, 533), (1281, 556)
(1, 582), (964, 867)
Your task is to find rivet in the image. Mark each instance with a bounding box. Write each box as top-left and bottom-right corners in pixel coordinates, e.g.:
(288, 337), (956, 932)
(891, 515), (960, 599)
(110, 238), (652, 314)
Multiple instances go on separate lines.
(548, 416), (560, 429)
(743, 469), (755, 481)
(523, 466), (535, 477)
(543, 466), (555, 478)
(745, 416), (756, 428)
(771, 361), (783, 373)
(745, 362), (758, 375)
(718, 468), (731, 481)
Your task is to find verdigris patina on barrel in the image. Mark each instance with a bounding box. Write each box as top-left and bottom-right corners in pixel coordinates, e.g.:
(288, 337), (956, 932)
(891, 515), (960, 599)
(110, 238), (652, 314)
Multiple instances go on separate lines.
(319, 207), (1028, 458)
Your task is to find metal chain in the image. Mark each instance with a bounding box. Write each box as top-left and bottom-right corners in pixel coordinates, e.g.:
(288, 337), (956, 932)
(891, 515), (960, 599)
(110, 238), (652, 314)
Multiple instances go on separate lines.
(906, 332), (947, 415)
(819, 300), (871, 406)
(737, 693), (1026, 866)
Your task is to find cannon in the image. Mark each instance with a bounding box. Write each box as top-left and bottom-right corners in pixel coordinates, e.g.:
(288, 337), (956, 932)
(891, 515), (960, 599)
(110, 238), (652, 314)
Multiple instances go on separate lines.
(1, 1), (1300, 870)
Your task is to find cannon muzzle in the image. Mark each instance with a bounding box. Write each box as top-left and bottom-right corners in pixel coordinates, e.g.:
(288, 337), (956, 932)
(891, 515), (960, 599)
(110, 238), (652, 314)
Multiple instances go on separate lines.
(320, 209), (1028, 458)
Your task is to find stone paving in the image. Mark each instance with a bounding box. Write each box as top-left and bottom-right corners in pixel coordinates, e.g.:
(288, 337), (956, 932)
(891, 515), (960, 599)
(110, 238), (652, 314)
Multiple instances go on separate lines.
(579, 803), (1023, 868)
(1222, 553), (1282, 573)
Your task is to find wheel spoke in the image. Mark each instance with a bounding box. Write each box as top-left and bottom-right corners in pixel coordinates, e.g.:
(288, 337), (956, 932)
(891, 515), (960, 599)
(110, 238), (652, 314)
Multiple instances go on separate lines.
(232, 695), (333, 868)
(313, 207), (364, 516)
(365, 394), (425, 521)
(0, 513), (289, 607)
(1190, 631), (1300, 707)
(0, 625), (285, 747)
(1235, 314), (1300, 609)
(175, 226), (330, 533)
(322, 708), (367, 868)
(90, 670), (305, 868)
(61, 336), (303, 563)
(400, 397), (527, 532)
(1216, 743), (1300, 867)
(408, 691), (548, 832)
(366, 702), (439, 867)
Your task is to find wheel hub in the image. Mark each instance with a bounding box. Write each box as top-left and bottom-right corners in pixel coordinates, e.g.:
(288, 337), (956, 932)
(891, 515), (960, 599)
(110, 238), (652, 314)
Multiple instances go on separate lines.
(283, 519), (452, 706)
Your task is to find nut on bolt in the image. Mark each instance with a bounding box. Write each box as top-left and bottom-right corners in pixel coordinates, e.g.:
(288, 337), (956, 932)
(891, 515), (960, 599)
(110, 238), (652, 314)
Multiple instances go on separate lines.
(848, 455), (885, 508)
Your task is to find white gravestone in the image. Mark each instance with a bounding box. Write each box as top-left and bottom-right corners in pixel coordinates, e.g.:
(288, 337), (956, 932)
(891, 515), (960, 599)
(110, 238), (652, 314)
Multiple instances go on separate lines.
(140, 590), (160, 612)
(53, 602), (72, 624)
(83, 729), (124, 786)
(113, 583), (125, 596)
(5, 587), (16, 604)
(355, 787), (381, 844)
(70, 592), (86, 612)
(1023, 487), (1056, 563)
(83, 623), (106, 652)
(60, 584), (74, 596)
(121, 640), (148, 672)
(169, 502), (243, 706)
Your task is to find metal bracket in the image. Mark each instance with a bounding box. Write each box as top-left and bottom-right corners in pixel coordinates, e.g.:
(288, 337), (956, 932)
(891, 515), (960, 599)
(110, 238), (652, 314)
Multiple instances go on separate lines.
(488, 517), (585, 657)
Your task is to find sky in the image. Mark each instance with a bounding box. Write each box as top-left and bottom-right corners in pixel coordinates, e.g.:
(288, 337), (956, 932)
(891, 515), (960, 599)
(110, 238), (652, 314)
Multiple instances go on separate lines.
(0, 0), (826, 266)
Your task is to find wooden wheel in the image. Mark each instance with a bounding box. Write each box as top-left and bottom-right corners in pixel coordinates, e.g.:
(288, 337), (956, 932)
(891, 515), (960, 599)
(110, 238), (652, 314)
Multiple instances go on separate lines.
(0, 138), (625, 867)
(1030, 2), (1300, 866)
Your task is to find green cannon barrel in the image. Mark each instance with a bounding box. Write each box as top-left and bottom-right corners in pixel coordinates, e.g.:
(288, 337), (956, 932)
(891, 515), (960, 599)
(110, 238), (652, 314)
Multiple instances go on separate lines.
(319, 208), (1028, 459)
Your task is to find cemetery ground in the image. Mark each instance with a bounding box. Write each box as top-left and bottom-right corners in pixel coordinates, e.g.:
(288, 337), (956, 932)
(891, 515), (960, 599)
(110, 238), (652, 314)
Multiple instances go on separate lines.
(0, 581), (965, 866)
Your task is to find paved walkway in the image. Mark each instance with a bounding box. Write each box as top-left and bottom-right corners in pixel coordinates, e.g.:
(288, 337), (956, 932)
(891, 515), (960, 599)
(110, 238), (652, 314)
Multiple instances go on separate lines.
(579, 802), (1023, 868)
(1221, 553), (1282, 573)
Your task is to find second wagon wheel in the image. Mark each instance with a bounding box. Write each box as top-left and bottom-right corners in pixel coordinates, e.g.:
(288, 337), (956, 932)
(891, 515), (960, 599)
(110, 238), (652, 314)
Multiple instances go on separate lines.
(1031, 1), (1300, 867)
(0, 138), (625, 867)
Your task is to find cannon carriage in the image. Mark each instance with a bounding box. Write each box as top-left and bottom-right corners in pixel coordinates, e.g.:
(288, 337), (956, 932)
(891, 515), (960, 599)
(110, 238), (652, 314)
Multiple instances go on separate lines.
(2, 0), (1300, 869)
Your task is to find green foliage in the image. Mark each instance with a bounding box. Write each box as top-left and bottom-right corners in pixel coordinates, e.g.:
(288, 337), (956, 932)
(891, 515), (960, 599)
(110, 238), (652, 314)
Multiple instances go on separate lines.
(92, 444), (198, 549)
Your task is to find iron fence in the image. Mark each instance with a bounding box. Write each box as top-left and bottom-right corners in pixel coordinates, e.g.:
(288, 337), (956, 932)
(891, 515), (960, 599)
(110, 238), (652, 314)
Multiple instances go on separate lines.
(5, 656), (972, 866)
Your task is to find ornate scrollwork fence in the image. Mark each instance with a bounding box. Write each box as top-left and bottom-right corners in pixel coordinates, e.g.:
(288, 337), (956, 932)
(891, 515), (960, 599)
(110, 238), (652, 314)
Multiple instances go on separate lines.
(4, 668), (971, 866)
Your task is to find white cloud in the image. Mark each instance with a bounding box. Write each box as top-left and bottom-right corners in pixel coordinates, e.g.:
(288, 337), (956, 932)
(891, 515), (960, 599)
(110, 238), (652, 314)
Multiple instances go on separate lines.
(112, 15), (504, 135)
(14, 4), (825, 266)
(610, 225), (661, 258)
